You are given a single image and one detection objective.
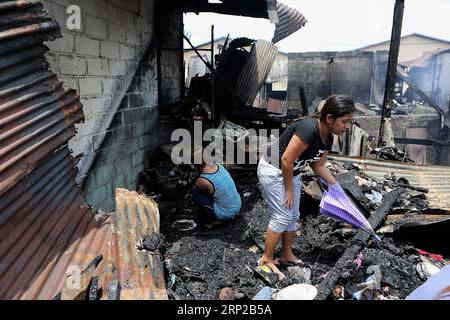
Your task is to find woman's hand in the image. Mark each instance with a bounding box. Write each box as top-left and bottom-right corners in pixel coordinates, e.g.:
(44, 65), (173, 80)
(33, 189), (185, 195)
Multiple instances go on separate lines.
(284, 189), (294, 210)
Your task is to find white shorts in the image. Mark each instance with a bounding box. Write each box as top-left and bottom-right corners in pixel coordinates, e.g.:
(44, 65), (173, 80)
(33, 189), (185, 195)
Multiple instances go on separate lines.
(257, 156), (301, 233)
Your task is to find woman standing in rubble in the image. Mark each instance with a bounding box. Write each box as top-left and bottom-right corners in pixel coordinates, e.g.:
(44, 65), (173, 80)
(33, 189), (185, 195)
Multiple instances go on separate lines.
(257, 94), (355, 280)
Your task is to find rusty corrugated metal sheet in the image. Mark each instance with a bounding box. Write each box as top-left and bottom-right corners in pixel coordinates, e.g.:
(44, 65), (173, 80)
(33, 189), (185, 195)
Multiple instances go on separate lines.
(259, 98), (286, 115)
(0, 1), (166, 300)
(109, 189), (167, 300)
(235, 40), (278, 106)
(329, 156), (450, 213)
(266, 98), (285, 114)
(0, 0), (96, 299)
(272, 2), (307, 44)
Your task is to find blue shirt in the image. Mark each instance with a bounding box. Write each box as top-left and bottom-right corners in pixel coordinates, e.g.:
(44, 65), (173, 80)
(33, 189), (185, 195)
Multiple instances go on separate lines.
(200, 164), (241, 220)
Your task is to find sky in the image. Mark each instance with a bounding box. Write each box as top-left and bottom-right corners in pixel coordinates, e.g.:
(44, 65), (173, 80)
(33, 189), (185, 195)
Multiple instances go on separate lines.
(184, 0), (450, 52)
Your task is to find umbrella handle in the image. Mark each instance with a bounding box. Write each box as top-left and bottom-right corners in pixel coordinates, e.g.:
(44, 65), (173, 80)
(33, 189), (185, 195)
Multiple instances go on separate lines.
(317, 177), (329, 191)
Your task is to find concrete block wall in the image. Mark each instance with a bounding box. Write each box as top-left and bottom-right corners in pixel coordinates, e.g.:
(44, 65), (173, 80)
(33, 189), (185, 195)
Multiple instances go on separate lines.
(158, 5), (183, 108)
(288, 51), (386, 110)
(355, 114), (443, 164)
(40, 0), (182, 211)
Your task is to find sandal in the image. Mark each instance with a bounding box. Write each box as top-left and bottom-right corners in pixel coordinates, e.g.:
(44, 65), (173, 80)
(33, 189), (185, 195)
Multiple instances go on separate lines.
(278, 258), (305, 267)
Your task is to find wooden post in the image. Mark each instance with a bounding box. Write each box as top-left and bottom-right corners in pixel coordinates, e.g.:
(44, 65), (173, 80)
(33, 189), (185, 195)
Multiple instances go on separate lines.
(378, 0), (405, 147)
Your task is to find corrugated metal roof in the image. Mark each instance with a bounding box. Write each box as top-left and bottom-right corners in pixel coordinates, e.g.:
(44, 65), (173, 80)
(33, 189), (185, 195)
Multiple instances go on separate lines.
(0, 1), (166, 300)
(272, 2), (307, 44)
(235, 40), (278, 106)
(329, 156), (450, 212)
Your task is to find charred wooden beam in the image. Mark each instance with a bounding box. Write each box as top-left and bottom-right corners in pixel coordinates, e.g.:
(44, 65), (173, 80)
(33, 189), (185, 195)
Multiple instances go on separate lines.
(315, 188), (405, 300)
(378, 0), (404, 146)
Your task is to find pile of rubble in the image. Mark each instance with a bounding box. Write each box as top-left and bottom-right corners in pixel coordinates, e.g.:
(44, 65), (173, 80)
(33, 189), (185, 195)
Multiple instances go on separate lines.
(136, 158), (449, 300)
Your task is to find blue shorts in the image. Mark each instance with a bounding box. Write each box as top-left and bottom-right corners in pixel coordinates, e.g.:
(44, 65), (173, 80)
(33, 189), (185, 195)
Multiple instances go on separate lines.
(191, 187), (216, 220)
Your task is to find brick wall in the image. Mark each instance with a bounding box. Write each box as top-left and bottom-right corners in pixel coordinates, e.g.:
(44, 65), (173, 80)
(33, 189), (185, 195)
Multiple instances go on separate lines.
(41, 0), (183, 211)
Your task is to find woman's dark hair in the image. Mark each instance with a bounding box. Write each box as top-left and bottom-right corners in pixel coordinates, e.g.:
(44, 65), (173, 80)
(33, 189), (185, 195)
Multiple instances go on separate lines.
(319, 94), (356, 122)
(289, 94), (355, 125)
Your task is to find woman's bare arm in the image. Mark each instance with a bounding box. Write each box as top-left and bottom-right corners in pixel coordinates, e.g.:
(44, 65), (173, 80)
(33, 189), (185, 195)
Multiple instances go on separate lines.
(281, 135), (309, 209)
(310, 150), (337, 185)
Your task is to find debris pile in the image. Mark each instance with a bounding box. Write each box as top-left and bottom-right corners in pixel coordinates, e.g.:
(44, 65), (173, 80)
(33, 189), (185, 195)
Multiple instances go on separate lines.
(136, 158), (449, 300)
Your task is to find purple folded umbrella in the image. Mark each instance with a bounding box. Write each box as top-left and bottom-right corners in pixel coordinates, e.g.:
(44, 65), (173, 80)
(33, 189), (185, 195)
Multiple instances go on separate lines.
(319, 180), (381, 241)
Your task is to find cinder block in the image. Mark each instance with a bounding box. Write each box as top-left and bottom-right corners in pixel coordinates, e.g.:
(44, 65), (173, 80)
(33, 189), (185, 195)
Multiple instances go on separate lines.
(75, 35), (100, 56)
(79, 77), (103, 96)
(86, 15), (108, 40)
(80, 96), (110, 116)
(108, 22), (126, 43)
(110, 111), (123, 127)
(126, 29), (141, 46)
(116, 9), (135, 28)
(113, 143), (128, 160)
(137, 18), (152, 33)
(85, 184), (106, 206)
(113, 126), (131, 143)
(140, 0), (154, 18)
(83, 173), (97, 193)
(100, 40), (120, 59)
(128, 93), (144, 108)
(98, 163), (114, 185)
(102, 78), (121, 94)
(48, 31), (74, 53)
(59, 55), (86, 75)
(123, 108), (139, 125)
(96, 147), (116, 165)
(119, 44), (136, 60)
(131, 150), (144, 167)
(129, 139), (140, 153)
(113, 158), (131, 176)
(107, 0), (139, 14)
(87, 57), (109, 76)
(101, 181), (115, 209)
(112, 173), (126, 191)
(109, 59), (127, 76)
(93, 130), (114, 150)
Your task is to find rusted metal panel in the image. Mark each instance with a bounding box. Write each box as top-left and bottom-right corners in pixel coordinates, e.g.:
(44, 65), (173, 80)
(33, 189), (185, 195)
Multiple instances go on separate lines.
(0, 147), (111, 300)
(111, 188), (167, 300)
(259, 98), (286, 115)
(329, 156), (450, 213)
(272, 2), (307, 44)
(235, 40), (278, 106)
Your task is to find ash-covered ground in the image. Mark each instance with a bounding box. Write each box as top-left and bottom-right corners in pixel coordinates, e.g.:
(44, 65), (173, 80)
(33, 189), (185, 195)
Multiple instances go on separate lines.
(151, 166), (441, 300)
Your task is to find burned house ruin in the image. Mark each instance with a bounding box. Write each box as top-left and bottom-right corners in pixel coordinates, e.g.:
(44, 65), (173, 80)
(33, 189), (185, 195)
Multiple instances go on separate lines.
(0, 0), (449, 302)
